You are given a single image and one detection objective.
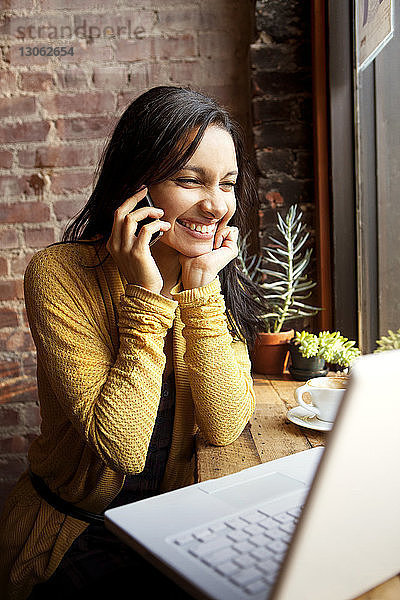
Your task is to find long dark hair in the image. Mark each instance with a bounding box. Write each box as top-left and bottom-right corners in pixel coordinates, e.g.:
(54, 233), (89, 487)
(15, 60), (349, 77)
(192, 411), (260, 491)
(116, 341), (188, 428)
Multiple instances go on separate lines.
(60, 86), (265, 348)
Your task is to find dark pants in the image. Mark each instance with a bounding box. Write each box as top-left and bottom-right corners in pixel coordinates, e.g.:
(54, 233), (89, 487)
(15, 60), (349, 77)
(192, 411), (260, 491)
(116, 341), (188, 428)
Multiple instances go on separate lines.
(28, 523), (193, 600)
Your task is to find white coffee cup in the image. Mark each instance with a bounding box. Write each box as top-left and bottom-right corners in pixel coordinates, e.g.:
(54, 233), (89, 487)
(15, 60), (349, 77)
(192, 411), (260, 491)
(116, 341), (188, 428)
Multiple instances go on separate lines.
(294, 376), (348, 422)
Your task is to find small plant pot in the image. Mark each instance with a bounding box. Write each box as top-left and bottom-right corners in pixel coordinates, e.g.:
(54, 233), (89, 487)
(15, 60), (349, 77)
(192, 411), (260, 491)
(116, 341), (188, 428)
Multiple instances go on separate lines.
(288, 339), (328, 381)
(251, 330), (294, 375)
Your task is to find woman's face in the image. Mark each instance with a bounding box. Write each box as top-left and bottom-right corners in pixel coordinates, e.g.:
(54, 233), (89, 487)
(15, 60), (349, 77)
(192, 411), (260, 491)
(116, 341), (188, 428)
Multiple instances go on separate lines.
(149, 125), (238, 257)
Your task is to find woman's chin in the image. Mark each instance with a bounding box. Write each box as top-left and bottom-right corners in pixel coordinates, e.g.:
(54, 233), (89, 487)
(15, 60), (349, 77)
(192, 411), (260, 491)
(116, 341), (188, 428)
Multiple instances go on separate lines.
(161, 234), (214, 257)
(177, 242), (213, 258)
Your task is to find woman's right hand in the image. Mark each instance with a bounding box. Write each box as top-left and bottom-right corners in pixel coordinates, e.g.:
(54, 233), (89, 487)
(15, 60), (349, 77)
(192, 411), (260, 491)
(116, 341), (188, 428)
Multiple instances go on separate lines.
(106, 187), (171, 294)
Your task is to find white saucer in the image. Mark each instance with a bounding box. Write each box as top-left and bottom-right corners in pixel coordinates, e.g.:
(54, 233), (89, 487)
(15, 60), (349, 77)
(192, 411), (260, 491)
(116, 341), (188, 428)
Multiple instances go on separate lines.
(286, 406), (333, 432)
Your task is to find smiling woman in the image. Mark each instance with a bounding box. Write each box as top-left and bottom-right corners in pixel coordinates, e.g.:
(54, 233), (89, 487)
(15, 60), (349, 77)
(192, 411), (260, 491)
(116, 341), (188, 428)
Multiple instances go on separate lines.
(62, 85), (265, 342)
(0, 86), (266, 600)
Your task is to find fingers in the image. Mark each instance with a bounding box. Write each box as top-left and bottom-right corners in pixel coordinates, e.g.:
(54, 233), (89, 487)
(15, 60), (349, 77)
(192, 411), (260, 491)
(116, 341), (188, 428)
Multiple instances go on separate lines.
(119, 186), (148, 215)
(130, 206), (163, 224)
(214, 225), (239, 250)
(135, 219), (171, 250)
(214, 227), (223, 250)
(120, 212), (139, 253)
(120, 208), (164, 252)
(107, 186), (148, 253)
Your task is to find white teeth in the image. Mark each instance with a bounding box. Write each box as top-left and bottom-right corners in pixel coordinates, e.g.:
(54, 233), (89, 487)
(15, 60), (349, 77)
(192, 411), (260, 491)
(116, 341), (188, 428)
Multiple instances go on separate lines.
(179, 220), (215, 234)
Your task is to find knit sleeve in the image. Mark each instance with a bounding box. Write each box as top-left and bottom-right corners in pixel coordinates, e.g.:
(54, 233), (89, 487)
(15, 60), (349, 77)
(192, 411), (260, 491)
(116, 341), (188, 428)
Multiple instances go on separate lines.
(171, 277), (256, 446)
(24, 250), (177, 475)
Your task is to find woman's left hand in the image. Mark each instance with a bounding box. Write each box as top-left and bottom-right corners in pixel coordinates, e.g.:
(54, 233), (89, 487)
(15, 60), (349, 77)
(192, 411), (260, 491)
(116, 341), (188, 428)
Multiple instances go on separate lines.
(180, 226), (239, 290)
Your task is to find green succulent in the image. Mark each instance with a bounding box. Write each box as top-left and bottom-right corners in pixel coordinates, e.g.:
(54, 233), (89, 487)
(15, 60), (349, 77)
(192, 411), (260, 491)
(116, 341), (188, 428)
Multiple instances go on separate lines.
(294, 331), (319, 357)
(294, 330), (361, 368)
(374, 328), (400, 352)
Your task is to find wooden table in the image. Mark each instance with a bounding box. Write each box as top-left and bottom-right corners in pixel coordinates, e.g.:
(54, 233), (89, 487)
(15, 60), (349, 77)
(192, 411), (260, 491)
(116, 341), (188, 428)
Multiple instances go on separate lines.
(195, 373), (400, 600)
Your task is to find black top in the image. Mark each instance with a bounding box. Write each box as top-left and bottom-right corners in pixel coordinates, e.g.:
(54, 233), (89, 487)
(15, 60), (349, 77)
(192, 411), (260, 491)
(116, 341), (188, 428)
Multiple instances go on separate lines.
(108, 371), (176, 508)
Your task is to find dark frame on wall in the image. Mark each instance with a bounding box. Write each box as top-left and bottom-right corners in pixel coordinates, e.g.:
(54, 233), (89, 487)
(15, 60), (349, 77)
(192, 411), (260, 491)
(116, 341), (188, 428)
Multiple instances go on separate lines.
(311, 0), (333, 332)
(326, 0), (358, 342)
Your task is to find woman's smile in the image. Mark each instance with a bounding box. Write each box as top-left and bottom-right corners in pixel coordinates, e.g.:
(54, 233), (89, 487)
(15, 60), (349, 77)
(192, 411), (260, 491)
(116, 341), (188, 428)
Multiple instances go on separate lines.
(176, 218), (218, 239)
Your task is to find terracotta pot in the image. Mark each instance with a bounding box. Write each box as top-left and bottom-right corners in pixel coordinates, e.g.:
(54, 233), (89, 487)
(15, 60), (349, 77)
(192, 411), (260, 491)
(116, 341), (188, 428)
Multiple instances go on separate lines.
(251, 330), (294, 375)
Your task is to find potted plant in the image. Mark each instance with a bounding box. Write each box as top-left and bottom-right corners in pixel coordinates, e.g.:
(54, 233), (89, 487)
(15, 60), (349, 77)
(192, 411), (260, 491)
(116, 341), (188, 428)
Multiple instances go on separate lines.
(238, 204), (321, 374)
(289, 330), (361, 380)
(374, 328), (400, 352)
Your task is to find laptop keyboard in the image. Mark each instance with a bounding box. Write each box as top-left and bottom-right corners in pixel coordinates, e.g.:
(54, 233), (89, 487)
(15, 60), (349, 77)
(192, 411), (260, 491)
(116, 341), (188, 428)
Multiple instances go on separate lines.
(170, 504), (302, 596)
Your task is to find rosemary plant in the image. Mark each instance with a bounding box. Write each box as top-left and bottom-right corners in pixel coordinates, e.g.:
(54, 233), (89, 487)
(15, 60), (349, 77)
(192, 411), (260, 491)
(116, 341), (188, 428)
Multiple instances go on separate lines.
(237, 231), (262, 282)
(239, 205), (321, 333)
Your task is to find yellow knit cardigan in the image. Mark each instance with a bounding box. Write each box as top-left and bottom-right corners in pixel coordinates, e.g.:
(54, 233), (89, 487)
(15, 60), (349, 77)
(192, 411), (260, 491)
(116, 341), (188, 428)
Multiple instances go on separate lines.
(0, 241), (256, 600)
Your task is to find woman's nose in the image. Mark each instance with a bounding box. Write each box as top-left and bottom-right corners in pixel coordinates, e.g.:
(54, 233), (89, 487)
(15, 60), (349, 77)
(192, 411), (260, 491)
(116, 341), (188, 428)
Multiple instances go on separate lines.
(200, 188), (230, 220)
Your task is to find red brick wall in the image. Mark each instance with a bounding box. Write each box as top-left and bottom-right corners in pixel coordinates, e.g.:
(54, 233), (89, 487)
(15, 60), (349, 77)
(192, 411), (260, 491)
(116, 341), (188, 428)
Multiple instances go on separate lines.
(250, 0), (316, 330)
(0, 0), (254, 507)
(251, 0), (314, 243)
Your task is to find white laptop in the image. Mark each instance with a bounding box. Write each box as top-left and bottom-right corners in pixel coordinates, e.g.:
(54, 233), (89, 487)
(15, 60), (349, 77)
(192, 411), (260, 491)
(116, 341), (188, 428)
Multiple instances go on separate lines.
(105, 350), (400, 600)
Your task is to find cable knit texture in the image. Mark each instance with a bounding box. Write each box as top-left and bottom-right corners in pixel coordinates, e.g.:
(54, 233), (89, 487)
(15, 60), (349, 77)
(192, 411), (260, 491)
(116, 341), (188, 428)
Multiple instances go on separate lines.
(0, 241), (256, 600)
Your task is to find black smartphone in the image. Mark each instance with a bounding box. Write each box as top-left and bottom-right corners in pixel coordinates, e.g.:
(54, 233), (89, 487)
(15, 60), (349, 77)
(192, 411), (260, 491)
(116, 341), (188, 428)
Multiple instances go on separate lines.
(133, 191), (163, 247)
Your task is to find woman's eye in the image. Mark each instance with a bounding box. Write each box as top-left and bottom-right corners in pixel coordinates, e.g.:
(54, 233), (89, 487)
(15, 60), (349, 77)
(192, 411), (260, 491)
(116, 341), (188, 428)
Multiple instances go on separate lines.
(176, 178), (199, 185)
(174, 178), (236, 189)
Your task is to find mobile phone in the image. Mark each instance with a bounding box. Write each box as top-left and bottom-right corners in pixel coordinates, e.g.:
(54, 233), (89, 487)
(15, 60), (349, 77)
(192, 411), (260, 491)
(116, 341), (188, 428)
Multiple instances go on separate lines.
(133, 191), (163, 247)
